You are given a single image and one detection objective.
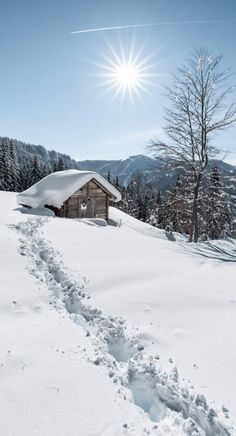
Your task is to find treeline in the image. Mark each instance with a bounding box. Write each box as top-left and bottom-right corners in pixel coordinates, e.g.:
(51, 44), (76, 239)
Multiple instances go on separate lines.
(0, 138), (71, 192)
(109, 171), (161, 225)
(111, 167), (236, 240)
(1, 137), (235, 240)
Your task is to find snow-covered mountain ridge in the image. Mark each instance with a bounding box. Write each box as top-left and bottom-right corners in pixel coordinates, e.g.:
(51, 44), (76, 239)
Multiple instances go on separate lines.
(3, 136), (236, 191)
(78, 155), (236, 190)
(78, 154), (158, 186)
(0, 136), (80, 170)
(1, 191), (236, 435)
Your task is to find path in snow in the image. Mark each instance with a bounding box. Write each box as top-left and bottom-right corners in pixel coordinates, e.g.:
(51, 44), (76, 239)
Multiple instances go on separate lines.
(12, 217), (233, 436)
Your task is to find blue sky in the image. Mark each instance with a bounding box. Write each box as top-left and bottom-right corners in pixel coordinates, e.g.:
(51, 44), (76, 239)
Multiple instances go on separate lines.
(0, 0), (236, 161)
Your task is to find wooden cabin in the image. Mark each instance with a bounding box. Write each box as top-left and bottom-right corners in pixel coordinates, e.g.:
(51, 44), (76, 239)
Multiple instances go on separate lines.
(50, 179), (112, 220)
(17, 170), (121, 222)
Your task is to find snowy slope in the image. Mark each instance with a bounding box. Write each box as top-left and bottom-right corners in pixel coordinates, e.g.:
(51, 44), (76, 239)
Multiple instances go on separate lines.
(1, 192), (236, 436)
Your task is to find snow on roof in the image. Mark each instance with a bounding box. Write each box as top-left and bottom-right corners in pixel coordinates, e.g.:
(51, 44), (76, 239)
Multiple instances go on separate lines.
(17, 170), (122, 209)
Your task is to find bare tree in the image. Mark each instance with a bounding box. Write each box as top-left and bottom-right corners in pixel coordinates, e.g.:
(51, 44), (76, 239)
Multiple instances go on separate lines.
(150, 48), (236, 242)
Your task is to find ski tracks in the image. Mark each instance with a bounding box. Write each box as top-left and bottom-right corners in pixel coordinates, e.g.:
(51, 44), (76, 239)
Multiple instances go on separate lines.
(13, 217), (233, 436)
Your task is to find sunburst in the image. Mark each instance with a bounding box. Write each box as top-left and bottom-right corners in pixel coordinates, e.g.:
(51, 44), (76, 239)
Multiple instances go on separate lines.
(94, 41), (156, 104)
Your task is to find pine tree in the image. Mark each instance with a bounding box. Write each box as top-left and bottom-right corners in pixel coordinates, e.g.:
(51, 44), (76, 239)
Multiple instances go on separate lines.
(52, 160), (58, 172)
(9, 140), (20, 191)
(52, 157), (67, 172)
(147, 191), (161, 227)
(18, 161), (33, 191)
(158, 173), (191, 233)
(120, 172), (162, 224)
(30, 155), (43, 186)
(124, 178), (138, 217)
(115, 175), (119, 189)
(58, 157), (65, 171)
(0, 139), (15, 191)
(0, 140), (8, 190)
(204, 166), (234, 239)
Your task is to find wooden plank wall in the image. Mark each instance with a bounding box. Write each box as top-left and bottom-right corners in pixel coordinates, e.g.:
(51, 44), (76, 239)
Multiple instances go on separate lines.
(59, 179), (110, 220)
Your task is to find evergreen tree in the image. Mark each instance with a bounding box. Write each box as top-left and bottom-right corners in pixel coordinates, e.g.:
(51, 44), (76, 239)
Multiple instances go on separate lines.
(124, 178), (138, 217)
(204, 166), (234, 239)
(52, 157), (67, 172)
(52, 160), (58, 172)
(157, 171), (194, 234)
(147, 191), (161, 227)
(9, 140), (20, 191)
(30, 155), (43, 185)
(0, 139), (18, 191)
(0, 140), (9, 190)
(115, 175), (119, 189)
(119, 172), (161, 224)
(58, 157), (65, 171)
(18, 161), (33, 191)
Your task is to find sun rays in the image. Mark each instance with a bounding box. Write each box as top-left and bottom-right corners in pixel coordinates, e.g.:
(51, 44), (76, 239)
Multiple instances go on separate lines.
(91, 40), (158, 105)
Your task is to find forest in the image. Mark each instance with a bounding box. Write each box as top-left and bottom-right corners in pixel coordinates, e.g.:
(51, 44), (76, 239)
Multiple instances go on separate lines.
(0, 134), (235, 241)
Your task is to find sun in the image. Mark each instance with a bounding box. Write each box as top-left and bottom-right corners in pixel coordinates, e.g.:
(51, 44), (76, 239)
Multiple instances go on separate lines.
(94, 41), (156, 104)
(113, 62), (141, 88)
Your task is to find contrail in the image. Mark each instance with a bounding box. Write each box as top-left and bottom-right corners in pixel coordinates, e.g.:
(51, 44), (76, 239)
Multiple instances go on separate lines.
(71, 19), (236, 34)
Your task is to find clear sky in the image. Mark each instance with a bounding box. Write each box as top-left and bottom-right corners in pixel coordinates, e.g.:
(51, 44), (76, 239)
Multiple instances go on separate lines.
(0, 0), (236, 161)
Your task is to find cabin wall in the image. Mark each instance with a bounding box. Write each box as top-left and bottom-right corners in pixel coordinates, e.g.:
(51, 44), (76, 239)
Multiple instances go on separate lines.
(59, 179), (109, 220)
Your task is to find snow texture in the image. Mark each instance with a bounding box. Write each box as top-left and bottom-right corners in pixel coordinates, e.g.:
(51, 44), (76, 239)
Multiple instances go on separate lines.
(11, 215), (232, 435)
(1, 192), (236, 435)
(16, 169), (121, 209)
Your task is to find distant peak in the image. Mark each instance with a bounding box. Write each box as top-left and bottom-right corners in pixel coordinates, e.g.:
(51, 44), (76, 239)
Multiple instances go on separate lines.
(127, 154), (153, 160)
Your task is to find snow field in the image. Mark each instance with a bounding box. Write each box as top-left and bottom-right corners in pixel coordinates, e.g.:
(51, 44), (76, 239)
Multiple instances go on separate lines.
(0, 192), (236, 435)
(13, 215), (232, 434)
(0, 194), (152, 436)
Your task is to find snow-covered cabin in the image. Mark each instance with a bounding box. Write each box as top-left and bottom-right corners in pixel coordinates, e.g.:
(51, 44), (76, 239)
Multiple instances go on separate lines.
(17, 170), (121, 221)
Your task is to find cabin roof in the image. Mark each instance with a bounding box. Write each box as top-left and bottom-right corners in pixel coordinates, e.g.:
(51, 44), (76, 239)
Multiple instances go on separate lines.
(17, 169), (122, 209)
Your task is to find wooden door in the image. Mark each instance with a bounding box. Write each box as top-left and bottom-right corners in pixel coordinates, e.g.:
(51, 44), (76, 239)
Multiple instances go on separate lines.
(86, 197), (96, 218)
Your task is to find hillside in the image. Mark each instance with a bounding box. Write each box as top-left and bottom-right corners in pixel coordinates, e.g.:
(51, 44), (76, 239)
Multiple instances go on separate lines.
(78, 155), (160, 186)
(2, 136), (236, 194)
(78, 155), (236, 191)
(1, 191), (236, 435)
(2, 135), (236, 188)
(0, 136), (80, 169)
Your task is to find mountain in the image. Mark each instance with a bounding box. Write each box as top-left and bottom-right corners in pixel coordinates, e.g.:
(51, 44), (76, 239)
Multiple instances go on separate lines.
(0, 136), (80, 169)
(78, 154), (236, 190)
(78, 155), (159, 186)
(78, 154), (183, 189)
(3, 136), (236, 195)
